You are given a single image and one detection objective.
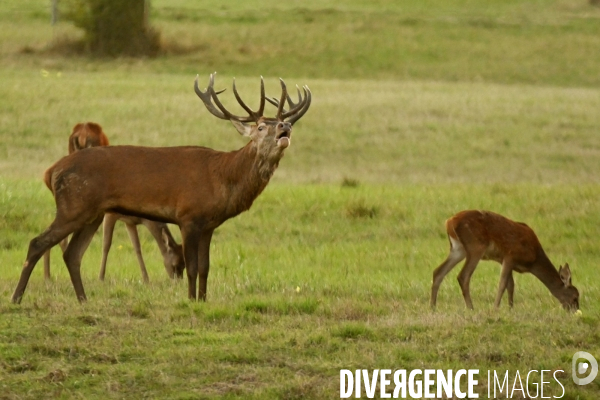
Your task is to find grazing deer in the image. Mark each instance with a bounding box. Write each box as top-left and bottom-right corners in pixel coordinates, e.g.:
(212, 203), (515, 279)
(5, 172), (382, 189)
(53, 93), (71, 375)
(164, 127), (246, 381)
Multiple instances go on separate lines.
(99, 213), (184, 282)
(43, 122), (185, 282)
(68, 122), (109, 153)
(12, 73), (311, 303)
(430, 210), (579, 312)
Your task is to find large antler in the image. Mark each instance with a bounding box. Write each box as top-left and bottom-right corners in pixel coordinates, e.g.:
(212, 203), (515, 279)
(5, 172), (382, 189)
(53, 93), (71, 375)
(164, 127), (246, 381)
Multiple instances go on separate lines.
(194, 72), (265, 123)
(195, 73), (311, 125)
(266, 79), (312, 125)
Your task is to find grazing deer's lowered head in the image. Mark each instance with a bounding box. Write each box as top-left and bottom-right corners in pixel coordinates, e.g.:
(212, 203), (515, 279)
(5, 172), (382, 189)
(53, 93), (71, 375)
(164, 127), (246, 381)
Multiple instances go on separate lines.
(68, 122), (109, 153)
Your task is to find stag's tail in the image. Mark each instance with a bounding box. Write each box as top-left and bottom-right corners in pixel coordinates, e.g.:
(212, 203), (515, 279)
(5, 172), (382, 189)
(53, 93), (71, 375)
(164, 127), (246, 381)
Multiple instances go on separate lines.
(43, 167), (54, 194)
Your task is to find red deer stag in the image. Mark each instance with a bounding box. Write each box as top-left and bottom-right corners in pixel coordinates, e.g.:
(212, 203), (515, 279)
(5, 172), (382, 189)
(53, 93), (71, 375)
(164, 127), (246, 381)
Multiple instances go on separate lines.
(12, 73), (311, 303)
(43, 122), (185, 282)
(430, 210), (579, 312)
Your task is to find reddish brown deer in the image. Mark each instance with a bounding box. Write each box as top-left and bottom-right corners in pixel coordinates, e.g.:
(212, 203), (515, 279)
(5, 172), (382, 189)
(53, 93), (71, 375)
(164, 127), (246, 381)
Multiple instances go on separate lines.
(43, 122), (185, 282)
(12, 73), (311, 303)
(430, 210), (579, 312)
(68, 122), (109, 153)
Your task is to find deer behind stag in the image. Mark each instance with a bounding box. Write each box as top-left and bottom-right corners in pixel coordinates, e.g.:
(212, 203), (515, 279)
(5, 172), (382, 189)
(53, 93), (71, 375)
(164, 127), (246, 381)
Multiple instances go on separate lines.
(430, 210), (580, 312)
(12, 73), (311, 303)
(43, 122), (185, 282)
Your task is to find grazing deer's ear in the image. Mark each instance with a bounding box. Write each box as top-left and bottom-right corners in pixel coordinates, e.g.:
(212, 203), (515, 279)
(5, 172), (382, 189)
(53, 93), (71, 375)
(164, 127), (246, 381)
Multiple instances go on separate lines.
(558, 264), (572, 287)
(230, 120), (252, 137)
(161, 228), (173, 252)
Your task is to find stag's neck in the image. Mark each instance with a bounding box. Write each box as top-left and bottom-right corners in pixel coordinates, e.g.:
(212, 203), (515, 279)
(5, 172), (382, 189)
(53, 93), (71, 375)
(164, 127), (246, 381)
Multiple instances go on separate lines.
(219, 142), (280, 215)
(530, 252), (566, 298)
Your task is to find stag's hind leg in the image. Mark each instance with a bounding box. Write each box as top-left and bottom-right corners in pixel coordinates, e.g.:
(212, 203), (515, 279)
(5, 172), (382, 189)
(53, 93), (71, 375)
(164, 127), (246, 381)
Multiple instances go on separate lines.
(431, 236), (466, 308)
(63, 215), (104, 302)
(43, 237), (68, 280)
(12, 220), (81, 303)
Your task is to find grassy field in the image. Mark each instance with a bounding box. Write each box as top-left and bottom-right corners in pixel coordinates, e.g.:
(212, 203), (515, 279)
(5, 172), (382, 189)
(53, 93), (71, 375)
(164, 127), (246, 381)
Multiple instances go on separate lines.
(1, 0), (600, 398)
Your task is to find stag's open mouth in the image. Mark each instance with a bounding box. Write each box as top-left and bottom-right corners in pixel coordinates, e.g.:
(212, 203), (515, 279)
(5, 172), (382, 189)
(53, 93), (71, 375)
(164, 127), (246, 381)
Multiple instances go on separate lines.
(276, 131), (290, 139)
(277, 135), (290, 148)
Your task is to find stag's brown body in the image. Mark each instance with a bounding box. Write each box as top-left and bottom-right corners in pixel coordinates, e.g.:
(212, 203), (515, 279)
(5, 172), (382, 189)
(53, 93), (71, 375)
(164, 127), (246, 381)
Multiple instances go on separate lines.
(12, 73), (311, 303)
(430, 210), (579, 312)
(45, 144), (273, 227)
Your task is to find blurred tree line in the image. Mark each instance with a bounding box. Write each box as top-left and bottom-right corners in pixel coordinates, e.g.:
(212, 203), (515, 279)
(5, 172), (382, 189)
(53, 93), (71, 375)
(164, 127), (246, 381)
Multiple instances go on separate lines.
(59, 0), (160, 56)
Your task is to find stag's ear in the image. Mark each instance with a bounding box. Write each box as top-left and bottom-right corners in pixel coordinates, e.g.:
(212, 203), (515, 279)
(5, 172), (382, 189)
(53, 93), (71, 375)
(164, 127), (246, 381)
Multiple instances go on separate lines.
(558, 263), (572, 287)
(230, 120), (252, 137)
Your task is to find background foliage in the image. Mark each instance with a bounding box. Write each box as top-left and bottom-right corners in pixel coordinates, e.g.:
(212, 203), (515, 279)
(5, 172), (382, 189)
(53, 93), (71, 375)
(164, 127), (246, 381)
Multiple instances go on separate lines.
(59, 0), (160, 56)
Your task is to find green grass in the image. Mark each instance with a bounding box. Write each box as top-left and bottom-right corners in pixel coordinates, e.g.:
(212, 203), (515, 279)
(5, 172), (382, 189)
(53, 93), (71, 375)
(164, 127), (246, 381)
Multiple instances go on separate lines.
(1, 0), (600, 398)
(1, 182), (600, 398)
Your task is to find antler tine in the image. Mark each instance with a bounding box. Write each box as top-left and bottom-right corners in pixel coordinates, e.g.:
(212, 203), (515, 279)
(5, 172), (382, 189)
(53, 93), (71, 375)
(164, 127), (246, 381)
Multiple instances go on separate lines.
(281, 85), (306, 119)
(194, 74), (229, 120)
(286, 85), (312, 125)
(265, 96), (280, 108)
(195, 73), (257, 123)
(231, 77), (266, 121)
(257, 76), (266, 117)
(209, 79), (256, 123)
(232, 78), (256, 117)
(275, 78), (288, 120)
(266, 85), (306, 118)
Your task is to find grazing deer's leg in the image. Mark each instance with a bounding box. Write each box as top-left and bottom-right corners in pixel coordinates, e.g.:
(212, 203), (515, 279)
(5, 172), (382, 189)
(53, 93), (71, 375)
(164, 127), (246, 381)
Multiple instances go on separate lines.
(12, 220), (81, 303)
(181, 224), (202, 300)
(457, 247), (486, 310)
(99, 213), (117, 281)
(143, 221), (174, 279)
(507, 271), (515, 308)
(63, 215), (104, 303)
(125, 223), (150, 284)
(494, 260), (514, 308)
(197, 230), (214, 301)
(431, 237), (466, 308)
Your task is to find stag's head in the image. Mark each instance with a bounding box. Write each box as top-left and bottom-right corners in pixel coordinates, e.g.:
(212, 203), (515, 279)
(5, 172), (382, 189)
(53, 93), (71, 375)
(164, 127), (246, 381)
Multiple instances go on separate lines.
(194, 73), (311, 162)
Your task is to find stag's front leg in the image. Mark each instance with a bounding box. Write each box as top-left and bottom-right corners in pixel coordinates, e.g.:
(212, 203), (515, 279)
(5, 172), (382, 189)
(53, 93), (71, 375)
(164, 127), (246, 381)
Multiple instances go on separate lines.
(181, 224), (201, 300)
(197, 230), (214, 301)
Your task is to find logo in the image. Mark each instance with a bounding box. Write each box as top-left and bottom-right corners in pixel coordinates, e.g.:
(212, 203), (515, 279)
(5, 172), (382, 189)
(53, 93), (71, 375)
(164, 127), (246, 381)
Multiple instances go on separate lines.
(572, 351), (598, 385)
